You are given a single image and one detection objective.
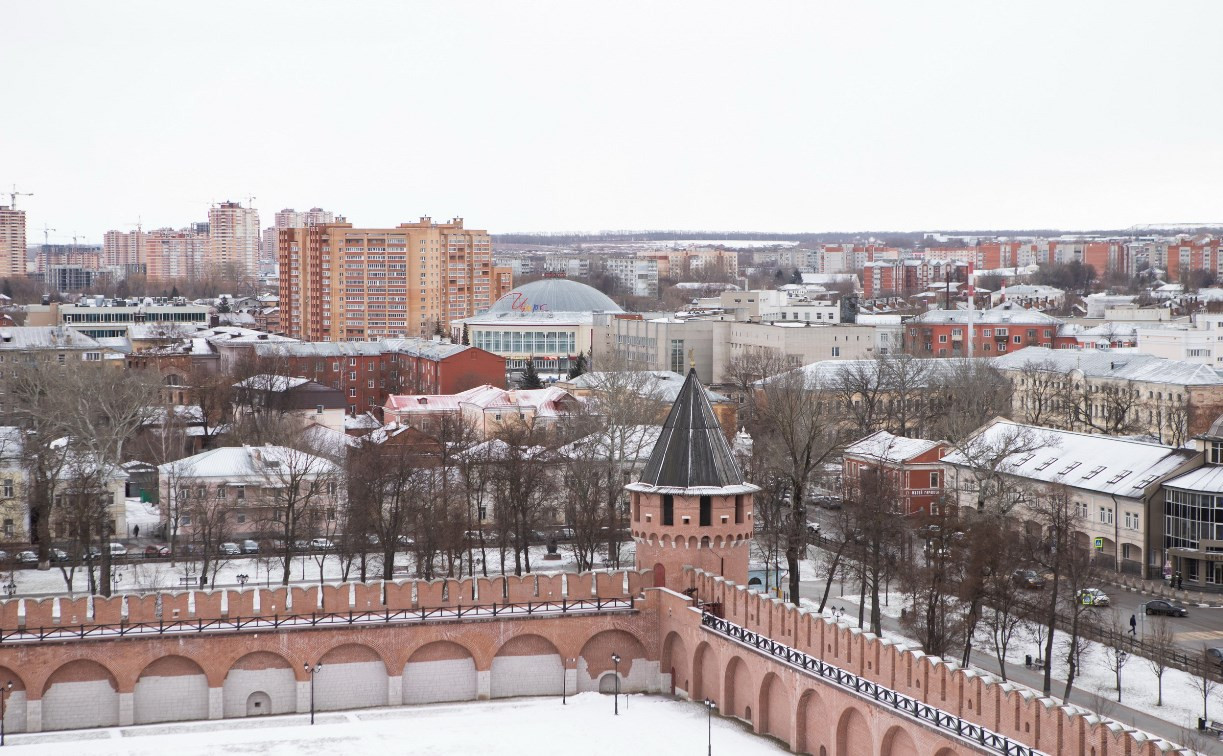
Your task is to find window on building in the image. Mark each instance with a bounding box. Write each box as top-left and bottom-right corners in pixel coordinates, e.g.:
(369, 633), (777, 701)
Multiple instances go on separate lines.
(669, 339), (685, 374)
(662, 495), (674, 526)
(1, 479), (11, 498)
(700, 496), (712, 526)
(929, 471), (940, 488)
(734, 495), (744, 524)
(1099, 506), (1114, 524)
(832, 347), (840, 357)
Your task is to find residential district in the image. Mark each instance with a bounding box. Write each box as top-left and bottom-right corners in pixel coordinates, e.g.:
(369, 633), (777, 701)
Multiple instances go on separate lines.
(2, 200), (1223, 753)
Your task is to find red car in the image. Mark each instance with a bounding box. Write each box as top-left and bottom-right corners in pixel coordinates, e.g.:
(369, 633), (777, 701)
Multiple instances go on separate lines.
(143, 545), (171, 558)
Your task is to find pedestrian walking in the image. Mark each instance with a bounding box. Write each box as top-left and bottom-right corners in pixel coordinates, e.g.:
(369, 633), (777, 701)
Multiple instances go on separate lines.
(1129, 614), (1137, 635)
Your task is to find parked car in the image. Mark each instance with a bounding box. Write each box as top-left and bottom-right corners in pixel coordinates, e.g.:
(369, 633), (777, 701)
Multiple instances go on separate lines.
(16, 551), (36, 564)
(814, 495), (842, 510)
(219, 542), (241, 556)
(806, 521), (821, 537)
(1077, 588), (1110, 607)
(49, 548), (69, 562)
(309, 538), (334, 551)
(108, 542), (128, 559)
(1012, 569), (1047, 589)
(0, 550), (8, 562)
(1144, 599), (1188, 617)
(1207, 647), (1223, 668)
(143, 544), (170, 558)
(293, 539), (310, 551)
(84, 546), (102, 560)
(241, 539), (260, 554)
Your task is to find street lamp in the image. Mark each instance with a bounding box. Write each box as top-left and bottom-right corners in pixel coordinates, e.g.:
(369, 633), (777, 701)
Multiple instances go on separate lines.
(2, 578), (14, 598)
(704, 698), (717, 755)
(562, 657), (573, 705)
(611, 653), (621, 716)
(1, 680), (12, 746)
(236, 573), (249, 589)
(111, 572), (122, 593)
(304, 662), (322, 724)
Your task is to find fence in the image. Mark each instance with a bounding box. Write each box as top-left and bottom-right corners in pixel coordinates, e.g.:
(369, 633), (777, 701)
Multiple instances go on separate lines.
(1083, 622), (1221, 683)
(701, 610), (1044, 756)
(0, 597), (635, 645)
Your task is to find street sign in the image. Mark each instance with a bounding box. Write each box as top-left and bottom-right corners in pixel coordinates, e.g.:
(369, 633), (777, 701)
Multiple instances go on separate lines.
(1093, 537), (1103, 550)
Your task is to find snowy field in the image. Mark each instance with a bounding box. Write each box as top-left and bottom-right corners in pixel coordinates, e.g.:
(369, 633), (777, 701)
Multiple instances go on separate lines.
(3, 694), (785, 755)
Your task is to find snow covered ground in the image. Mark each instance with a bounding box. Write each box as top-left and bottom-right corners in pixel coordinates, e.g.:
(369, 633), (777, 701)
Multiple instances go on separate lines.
(3, 694), (785, 755)
(4, 543), (637, 598)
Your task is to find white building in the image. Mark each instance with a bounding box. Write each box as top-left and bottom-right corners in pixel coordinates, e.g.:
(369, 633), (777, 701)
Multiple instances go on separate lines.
(604, 257), (658, 298)
(1136, 313), (1223, 365)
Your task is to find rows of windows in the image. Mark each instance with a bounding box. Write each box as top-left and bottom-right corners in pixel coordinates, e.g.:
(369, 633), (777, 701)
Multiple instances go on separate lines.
(1165, 488), (1223, 549)
(472, 329), (576, 355)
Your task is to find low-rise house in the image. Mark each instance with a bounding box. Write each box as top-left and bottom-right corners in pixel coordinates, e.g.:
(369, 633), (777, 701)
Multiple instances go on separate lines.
(842, 431), (948, 516)
(942, 418), (1200, 578)
(383, 385), (580, 438)
(158, 444), (341, 543)
(232, 375), (347, 433)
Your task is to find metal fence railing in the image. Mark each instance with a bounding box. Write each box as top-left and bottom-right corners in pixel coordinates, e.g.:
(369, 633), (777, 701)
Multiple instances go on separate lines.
(0, 597), (635, 645)
(701, 611), (1044, 756)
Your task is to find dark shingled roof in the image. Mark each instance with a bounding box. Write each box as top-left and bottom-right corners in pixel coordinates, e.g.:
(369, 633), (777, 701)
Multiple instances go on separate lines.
(639, 368), (745, 489)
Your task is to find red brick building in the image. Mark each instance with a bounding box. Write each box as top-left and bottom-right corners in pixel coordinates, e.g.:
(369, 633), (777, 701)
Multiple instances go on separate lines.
(250, 339), (505, 416)
(904, 307), (1072, 357)
(842, 430), (948, 516)
(862, 259), (965, 299)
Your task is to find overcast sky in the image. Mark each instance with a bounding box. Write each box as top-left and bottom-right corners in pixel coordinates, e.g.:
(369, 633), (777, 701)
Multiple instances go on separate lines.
(3, 1), (1221, 243)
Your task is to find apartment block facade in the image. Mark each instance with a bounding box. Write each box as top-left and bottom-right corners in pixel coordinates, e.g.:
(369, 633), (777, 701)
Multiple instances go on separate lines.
(0, 205), (26, 279)
(279, 216), (512, 342)
(206, 201), (260, 276)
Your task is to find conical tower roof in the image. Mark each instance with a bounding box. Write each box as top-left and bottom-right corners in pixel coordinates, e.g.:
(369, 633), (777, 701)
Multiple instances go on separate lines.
(638, 368), (746, 490)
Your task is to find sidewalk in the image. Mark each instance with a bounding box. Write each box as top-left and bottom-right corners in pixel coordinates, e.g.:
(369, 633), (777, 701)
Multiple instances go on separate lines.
(1102, 573), (1223, 609)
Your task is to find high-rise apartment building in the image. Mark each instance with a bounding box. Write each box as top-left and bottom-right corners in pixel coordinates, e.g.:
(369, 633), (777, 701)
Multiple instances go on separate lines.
(103, 230), (146, 267)
(145, 227), (207, 281)
(0, 205), (27, 279)
(263, 208), (339, 276)
(279, 216), (510, 342)
(206, 201), (260, 276)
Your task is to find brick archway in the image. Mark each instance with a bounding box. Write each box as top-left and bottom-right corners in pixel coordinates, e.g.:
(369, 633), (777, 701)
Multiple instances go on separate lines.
(316, 643), (388, 711)
(134, 655), (209, 724)
(881, 725), (920, 756)
(835, 706), (872, 756)
(578, 629), (649, 693)
(491, 634), (563, 698)
(661, 631), (688, 697)
(795, 688), (826, 755)
(223, 651), (296, 719)
(758, 671), (790, 742)
(691, 641), (718, 703)
(403, 641), (478, 705)
(0, 665), (26, 734)
(723, 655), (753, 724)
(41, 659), (120, 731)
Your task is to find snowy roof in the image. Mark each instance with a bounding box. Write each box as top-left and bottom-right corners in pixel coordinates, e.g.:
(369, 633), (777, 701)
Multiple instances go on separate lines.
(844, 431), (942, 463)
(1162, 465), (1223, 494)
(159, 445), (338, 479)
(563, 371), (729, 403)
(910, 307), (1064, 326)
(0, 327), (104, 350)
(993, 347), (1223, 385)
(385, 384), (577, 419)
(344, 412), (383, 431)
(233, 374), (312, 392)
(942, 419), (1198, 498)
(198, 327), (297, 344)
(487, 279), (622, 314)
(253, 338), (473, 361)
(557, 425), (662, 462)
(778, 356), (986, 388)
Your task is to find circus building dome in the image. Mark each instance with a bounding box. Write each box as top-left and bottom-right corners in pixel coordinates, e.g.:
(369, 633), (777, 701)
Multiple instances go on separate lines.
(487, 278), (622, 315)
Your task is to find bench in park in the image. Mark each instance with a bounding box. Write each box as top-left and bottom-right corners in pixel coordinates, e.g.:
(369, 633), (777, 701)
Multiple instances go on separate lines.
(1199, 718), (1223, 738)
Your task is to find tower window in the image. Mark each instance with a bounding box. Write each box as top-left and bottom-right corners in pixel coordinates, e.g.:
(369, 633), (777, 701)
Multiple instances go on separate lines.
(700, 496), (712, 527)
(662, 495), (674, 526)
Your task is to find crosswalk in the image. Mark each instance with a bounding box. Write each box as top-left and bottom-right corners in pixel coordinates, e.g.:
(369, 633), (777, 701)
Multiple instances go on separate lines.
(1173, 630), (1223, 642)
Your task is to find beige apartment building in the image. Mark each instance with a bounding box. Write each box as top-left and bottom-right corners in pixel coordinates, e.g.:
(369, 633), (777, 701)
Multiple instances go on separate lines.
(103, 229), (146, 267)
(637, 246), (738, 279)
(0, 205), (27, 279)
(207, 201), (260, 276)
(279, 216), (512, 342)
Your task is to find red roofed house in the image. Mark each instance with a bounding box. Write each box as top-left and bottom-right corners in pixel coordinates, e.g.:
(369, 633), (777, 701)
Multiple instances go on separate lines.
(842, 430), (949, 516)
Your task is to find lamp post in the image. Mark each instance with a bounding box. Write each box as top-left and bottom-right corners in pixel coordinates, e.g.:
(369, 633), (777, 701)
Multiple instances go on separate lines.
(2, 577), (14, 598)
(236, 573), (249, 589)
(1, 680), (12, 746)
(611, 653), (621, 715)
(562, 657), (573, 705)
(111, 571), (122, 593)
(304, 662), (322, 724)
(704, 698), (716, 755)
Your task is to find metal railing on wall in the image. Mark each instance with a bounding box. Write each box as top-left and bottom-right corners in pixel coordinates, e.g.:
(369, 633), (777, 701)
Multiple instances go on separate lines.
(0, 597), (635, 645)
(701, 611), (1043, 756)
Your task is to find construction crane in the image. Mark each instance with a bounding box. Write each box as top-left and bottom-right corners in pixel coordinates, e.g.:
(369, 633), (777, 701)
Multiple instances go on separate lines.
(6, 185), (32, 209)
(41, 224), (57, 246)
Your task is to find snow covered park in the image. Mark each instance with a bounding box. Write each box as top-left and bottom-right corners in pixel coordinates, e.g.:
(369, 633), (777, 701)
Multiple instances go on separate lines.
(3, 694), (785, 755)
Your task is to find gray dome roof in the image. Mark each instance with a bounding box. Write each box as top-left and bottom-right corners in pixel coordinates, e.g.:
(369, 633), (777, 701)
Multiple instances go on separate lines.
(488, 279), (623, 314)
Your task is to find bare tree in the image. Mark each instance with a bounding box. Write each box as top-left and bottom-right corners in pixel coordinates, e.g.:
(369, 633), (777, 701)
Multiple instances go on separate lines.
(753, 360), (841, 605)
(253, 445), (340, 586)
(1015, 358), (1065, 427)
(1145, 616), (1175, 707)
(1101, 612), (1132, 703)
(1026, 484), (1085, 696)
(1188, 645), (1221, 722)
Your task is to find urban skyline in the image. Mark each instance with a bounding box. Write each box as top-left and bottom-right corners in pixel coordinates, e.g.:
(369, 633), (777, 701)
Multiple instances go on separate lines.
(4, 1), (1223, 244)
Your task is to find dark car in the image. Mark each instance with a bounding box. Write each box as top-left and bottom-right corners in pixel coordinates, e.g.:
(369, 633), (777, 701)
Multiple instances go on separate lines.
(1012, 569), (1047, 589)
(143, 544), (171, 558)
(1144, 599), (1188, 617)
